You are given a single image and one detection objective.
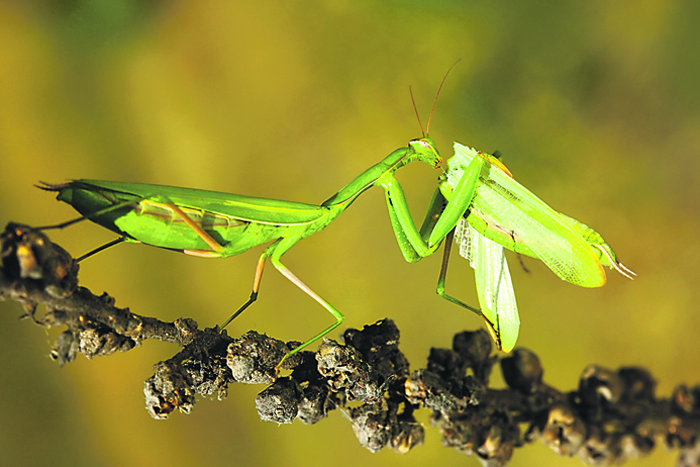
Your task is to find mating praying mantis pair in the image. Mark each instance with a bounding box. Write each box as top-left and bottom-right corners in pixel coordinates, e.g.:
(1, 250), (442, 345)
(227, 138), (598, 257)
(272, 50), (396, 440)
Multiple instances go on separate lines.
(36, 79), (633, 368)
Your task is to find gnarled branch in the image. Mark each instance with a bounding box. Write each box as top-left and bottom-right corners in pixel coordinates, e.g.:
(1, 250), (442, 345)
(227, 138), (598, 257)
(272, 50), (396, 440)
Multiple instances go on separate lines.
(2, 222), (699, 466)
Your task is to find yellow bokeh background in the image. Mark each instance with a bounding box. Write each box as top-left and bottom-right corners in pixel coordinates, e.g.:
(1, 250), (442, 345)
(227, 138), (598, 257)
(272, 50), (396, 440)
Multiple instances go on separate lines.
(1, 2), (699, 466)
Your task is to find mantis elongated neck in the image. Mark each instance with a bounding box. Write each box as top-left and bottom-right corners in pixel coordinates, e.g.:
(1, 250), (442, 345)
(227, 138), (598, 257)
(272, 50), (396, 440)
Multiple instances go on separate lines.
(321, 147), (411, 208)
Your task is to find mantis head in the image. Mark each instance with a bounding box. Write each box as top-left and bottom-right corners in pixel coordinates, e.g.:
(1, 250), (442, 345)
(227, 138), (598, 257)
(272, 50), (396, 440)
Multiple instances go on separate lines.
(407, 137), (442, 169)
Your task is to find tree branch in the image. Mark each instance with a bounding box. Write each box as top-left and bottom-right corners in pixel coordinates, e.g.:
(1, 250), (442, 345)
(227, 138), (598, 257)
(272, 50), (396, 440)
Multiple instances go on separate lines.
(2, 222), (699, 466)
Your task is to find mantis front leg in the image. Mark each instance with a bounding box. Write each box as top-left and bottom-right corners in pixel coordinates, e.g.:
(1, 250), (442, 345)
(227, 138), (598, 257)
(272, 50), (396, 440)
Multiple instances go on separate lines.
(377, 153), (485, 262)
(377, 153), (485, 313)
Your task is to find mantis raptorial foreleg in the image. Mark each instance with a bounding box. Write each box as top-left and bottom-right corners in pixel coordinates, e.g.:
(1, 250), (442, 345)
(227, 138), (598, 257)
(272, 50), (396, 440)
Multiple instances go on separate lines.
(427, 158), (484, 247)
(377, 150), (484, 262)
(379, 164), (486, 320)
(380, 174), (437, 262)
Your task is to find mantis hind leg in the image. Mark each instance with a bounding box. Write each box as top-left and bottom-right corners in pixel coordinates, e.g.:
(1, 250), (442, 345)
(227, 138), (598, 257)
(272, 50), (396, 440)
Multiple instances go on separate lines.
(75, 237), (126, 262)
(219, 236), (344, 370)
(271, 255), (344, 370)
(163, 202), (223, 255)
(219, 248), (271, 329)
(33, 189), (140, 262)
(269, 238), (343, 370)
(33, 190), (146, 232)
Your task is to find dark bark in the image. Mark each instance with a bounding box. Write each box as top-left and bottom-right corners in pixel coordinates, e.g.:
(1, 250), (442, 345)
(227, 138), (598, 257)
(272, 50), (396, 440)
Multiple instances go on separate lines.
(2, 222), (699, 466)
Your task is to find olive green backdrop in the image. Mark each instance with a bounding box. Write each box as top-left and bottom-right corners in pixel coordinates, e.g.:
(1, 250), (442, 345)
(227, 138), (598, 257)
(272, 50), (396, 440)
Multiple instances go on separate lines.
(1, 1), (698, 466)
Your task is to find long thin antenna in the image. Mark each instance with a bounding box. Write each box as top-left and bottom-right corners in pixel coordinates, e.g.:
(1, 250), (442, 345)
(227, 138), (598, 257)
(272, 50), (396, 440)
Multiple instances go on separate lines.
(426, 59), (461, 136)
(409, 86), (425, 138)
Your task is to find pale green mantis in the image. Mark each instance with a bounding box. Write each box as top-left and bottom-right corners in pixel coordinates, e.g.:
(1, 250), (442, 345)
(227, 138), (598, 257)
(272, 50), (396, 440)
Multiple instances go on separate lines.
(430, 142), (634, 351)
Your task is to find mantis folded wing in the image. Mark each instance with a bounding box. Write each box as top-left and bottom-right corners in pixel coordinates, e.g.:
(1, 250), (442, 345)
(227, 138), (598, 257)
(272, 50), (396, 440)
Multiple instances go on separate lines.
(454, 217), (519, 352)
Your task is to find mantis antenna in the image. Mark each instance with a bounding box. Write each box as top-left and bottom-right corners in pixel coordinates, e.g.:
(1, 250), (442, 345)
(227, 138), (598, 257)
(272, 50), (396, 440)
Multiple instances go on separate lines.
(410, 59), (462, 138)
(426, 59), (460, 136)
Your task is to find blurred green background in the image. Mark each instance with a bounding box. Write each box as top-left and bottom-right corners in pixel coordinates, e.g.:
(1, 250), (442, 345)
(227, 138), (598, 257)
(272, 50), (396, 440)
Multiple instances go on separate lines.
(1, 1), (699, 466)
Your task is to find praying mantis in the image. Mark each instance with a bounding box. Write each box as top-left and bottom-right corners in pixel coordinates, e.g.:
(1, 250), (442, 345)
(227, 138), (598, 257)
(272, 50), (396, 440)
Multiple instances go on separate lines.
(36, 132), (451, 368)
(432, 142), (634, 351)
(35, 80), (633, 364)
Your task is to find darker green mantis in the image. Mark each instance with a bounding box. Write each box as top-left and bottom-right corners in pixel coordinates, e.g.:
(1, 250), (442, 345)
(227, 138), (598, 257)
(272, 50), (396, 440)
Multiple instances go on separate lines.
(36, 133), (461, 368)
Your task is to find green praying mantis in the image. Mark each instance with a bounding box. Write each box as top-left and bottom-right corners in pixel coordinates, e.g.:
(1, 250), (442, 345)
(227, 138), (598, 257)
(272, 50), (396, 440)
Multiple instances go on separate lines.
(34, 85), (633, 365)
(35, 133), (450, 369)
